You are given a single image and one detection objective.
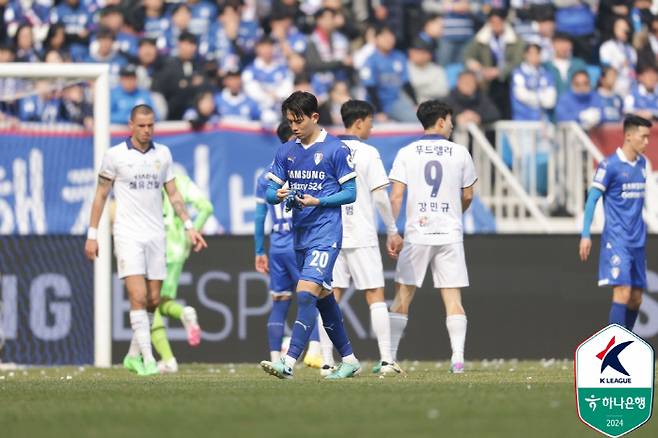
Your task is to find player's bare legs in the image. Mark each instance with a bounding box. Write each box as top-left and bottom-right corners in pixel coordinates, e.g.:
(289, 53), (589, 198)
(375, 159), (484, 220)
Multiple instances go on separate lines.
(441, 288), (467, 373)
(124, 275), (158, 375)
(389, 283), (416, 364)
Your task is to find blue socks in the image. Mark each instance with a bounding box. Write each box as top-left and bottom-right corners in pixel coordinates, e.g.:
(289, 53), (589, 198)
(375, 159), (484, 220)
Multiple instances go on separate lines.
(287, 292), (318, 360)
(317, 293), (353, 357)
(609, 302), (627, 327)
(267, 299), (291, 352)
(626, 307), (639, 331)
(309, 317), (320, 342)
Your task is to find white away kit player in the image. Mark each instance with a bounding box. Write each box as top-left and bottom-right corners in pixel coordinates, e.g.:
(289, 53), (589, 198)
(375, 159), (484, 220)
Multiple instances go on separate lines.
(388, 100), (476, 374)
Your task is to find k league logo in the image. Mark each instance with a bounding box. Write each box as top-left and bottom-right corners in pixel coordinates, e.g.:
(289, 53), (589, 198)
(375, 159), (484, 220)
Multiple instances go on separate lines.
(575, 324), (655, 437)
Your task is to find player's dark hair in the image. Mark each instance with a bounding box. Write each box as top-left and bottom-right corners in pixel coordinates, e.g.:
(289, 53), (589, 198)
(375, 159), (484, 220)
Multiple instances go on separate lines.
(281, 91), (319, 119)
(340, 100), (374, 129)
(571, 69), (590, 83)
(623, 115), (653, 132)
(276, 121), (294, 143)
(416, 100), (453, 129)
(130, 104), (155, 120)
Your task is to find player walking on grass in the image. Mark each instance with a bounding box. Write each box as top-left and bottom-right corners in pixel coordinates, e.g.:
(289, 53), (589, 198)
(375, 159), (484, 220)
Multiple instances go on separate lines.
(579, 115), (652, 332)
(259, 91), (361, 379)
(153, 171), (213, 373)
(321, 99), (403, 376)
(254, 122), (323, 367)
(388, 100), (476, 374)
(85, 104), (207, 376)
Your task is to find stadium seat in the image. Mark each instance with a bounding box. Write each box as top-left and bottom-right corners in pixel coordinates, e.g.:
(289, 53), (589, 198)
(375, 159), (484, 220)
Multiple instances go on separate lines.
(587, 65), (601, 88)
(445, 63), (465, 89)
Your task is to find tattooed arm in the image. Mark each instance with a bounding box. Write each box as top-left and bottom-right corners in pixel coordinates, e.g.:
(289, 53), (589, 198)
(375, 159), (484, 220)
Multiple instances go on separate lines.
(164, 179), (208, 252)
(85, 175), (113, 261)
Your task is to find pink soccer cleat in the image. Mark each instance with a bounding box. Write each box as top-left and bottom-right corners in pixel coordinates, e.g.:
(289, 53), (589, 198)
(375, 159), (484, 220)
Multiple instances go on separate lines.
(181, 306), (201, 346)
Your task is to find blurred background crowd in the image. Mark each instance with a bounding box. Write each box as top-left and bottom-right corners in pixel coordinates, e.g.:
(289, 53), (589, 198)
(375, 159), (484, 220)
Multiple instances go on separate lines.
(1, 0), (658, 131)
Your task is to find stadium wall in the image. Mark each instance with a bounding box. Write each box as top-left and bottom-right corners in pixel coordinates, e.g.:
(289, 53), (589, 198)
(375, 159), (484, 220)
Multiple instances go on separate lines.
(2, 235), (658, 365)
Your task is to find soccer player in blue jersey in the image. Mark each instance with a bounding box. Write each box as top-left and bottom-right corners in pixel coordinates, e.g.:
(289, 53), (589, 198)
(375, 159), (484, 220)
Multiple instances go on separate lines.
(259, 91), (361, 379)
(254, 122), (323, 368)
(579, 115), (652, 331)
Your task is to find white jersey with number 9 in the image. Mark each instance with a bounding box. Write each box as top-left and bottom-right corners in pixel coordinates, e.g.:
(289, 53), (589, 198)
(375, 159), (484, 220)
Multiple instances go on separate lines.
(389, 135), (477, 246)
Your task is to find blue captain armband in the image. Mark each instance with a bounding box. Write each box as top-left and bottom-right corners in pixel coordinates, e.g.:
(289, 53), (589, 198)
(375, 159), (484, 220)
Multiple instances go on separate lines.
(318, 179), (357, 207)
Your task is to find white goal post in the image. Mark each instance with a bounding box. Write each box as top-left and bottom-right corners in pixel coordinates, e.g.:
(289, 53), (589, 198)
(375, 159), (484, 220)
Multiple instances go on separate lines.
(0, 63), (111, 367)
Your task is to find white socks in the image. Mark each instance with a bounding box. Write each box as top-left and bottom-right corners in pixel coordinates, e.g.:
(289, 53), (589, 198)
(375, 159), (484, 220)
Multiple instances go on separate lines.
(342, 353), (359, 365)
(446, 314), (467, 364)
(318, 315), (335, 366)
(389, 312), (408, 362)
(270, 351), (281, 363)
(284, 355), (297, 369)
(129, 310), (155, 365)
(370, 302), (393, 363)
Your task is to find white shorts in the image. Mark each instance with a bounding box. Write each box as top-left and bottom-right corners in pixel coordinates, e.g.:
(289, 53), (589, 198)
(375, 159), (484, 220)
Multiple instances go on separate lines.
(332, 246), (385, 290)
(114, 235), (167, 280)
(395, 242), (469, 289)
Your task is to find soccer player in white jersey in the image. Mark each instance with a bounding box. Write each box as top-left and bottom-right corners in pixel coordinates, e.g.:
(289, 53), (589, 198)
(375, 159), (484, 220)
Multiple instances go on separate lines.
(84, 104), (207, 376)
(388, 100), (476, 374)
(322, 99), (403, 376)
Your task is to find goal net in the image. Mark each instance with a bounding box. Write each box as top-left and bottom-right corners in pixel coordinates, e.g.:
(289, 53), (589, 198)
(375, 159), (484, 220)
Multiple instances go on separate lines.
(0, 63), (111, 367)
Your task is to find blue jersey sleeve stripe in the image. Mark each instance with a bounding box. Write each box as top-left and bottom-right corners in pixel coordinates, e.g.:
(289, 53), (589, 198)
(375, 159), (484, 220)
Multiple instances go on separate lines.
(338, 171), (357, 185)
(267, 172), (285, 185)
(591, 181), (606, 192)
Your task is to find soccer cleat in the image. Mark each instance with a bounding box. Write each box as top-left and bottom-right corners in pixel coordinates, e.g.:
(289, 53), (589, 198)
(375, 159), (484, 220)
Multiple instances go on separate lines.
(260, 359), (293, 379)
(138, 360), (160, 376)
(320, 364), (336, 377)
(325, 362), (361, 379)
(181, 306), (201, 346)
(157, 357), (179, 374)
(123, 355), (143, 374)
(450, 362), (465, 374)
(380, 361), (403, 375)
(303, 353), (323, 369)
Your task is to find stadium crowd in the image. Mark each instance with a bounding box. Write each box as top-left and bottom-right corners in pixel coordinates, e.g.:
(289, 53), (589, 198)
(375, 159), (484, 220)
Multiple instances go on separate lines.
(1, 0), (658, 130)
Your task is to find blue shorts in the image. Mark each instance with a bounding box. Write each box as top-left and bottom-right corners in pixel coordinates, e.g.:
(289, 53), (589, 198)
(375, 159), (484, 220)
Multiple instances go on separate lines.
(598, 242), (646, 289)
(269, 250), (299, 297)
(296, 245), (341, 290)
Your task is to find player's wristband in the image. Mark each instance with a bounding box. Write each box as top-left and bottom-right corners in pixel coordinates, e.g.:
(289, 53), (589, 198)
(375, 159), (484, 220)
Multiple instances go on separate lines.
(87, 227), (98, 240)
(184, 219), (194, 230)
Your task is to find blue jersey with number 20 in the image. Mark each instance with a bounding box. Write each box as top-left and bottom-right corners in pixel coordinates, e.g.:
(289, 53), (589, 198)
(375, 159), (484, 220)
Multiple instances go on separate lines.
(268, 129), (356, 250)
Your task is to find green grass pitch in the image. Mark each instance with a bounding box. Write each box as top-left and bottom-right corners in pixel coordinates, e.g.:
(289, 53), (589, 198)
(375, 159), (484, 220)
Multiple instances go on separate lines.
(1, 360), (656, 438)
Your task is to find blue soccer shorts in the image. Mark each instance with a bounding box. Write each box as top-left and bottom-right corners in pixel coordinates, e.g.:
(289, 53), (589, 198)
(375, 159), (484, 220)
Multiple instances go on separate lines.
(295, 245), (341, 290)
(269, 250), (299, 297)
(598, 241), (647, 289)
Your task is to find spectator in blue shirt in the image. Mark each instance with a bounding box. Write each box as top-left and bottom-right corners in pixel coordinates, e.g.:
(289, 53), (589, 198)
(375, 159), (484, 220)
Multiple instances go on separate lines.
(597, 66), (624, 124)
(163, 3), (192, 56)
(110, 64), (156, 125)
(544, 32), (588, 97)
(97, 6), (139, 60)
(556, 70), (602, 129)
(49, 0), (92, 59)
(186, 0), (217, 38)
(84, 27), (128, 86)
(360, 25), (417, 122)
(511, 43), (557, 121)
(13, 24), (39, 62)
(554, 0), (596, 62)
(142, 0), (170, 44)
(269, 10), (307, 75)
(18, 80), (64, 123)
(184, 90), (220, 130)
(624, 64), (658, 120)
(215, 69), (261, 122)
(435, 0), (477, 65)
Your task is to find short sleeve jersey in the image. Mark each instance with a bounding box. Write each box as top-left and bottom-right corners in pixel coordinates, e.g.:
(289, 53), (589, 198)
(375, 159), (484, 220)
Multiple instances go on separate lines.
(591, 148), (647, 248)
(389, 134), (477, 246)
(255, 169), (293, 252)
(99, 139), (174, 240)
(339, 136), (390, 248)
(268, 129), (357, 250)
